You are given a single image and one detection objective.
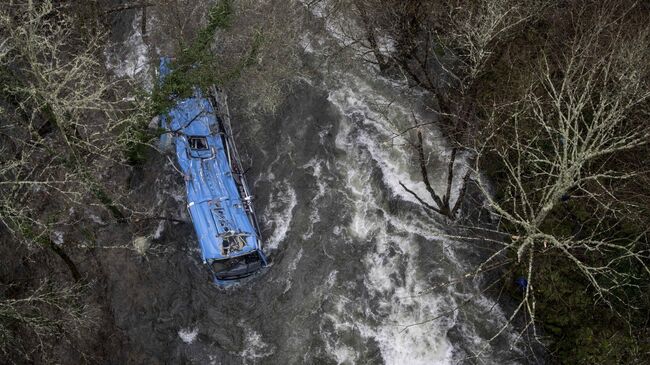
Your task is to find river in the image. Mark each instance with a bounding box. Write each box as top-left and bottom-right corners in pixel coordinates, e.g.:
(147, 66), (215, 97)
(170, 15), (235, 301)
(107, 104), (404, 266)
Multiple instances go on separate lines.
(103, 2), (525, 364)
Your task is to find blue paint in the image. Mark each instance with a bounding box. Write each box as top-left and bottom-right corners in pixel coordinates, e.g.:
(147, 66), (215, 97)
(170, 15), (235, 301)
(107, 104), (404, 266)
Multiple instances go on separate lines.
(158, 58), (267, 287)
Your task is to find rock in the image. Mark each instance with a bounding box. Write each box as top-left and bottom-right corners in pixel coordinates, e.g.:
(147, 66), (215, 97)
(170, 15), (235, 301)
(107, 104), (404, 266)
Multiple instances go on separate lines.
(133, 236), (151, 256)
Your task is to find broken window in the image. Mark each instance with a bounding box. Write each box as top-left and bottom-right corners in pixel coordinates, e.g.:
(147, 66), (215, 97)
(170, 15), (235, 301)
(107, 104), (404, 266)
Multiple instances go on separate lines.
(188, 136), (208, 150)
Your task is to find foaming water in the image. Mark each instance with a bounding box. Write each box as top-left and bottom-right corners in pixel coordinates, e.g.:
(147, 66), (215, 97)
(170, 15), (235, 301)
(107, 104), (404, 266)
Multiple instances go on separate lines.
(240, 327), (274, 364)
(103, 2), (524, 364)
(104, 13), (152, 88)
(264, 181), (297, 251)
(318, 34), (520, 363)
(323, 133), (457, 363)
(178, 327), (199, 344)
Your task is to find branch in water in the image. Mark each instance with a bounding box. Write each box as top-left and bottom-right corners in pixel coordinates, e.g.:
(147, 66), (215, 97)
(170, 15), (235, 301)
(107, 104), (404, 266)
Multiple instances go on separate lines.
(399, 181), (443, 214)
(451, 170), (472, 218)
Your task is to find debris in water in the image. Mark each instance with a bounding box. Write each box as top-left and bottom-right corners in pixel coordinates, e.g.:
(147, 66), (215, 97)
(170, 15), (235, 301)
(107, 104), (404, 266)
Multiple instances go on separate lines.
(51, 231), (64, 245)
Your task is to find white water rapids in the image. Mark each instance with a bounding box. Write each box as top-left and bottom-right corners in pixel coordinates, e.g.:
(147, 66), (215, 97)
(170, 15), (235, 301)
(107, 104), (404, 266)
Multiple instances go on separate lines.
(104, 2), (525, 364)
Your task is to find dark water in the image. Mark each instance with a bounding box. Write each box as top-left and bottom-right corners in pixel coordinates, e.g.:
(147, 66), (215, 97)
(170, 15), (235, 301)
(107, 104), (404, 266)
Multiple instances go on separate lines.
(102, 4), (525, 364)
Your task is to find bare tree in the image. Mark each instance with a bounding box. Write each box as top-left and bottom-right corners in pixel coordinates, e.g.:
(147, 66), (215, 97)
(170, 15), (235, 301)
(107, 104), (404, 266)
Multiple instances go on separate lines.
(469, 6), (650, 343)
(217, 0), (305, 115)
(0, 1), (170, 360)
(441, 0), (539, 86)
(399, 126), (471, 220)
(382, 3), (650, 360)
(0, 280), (96, 362)
(312, 0), (543, 222)
(147, 0), (305, 116)
(0, 0), (153, 246)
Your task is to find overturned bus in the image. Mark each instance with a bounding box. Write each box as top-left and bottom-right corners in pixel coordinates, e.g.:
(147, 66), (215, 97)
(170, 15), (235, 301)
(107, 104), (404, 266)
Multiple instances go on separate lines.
(158, 59), (267, 287)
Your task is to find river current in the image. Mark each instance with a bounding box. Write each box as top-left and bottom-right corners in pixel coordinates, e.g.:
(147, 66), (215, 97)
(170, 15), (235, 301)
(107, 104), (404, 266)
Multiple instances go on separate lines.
(104, 2), (524, 364)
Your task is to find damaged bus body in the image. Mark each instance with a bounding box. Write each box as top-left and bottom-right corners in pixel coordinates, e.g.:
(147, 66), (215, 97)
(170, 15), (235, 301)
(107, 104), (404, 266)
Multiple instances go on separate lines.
(159, 59), (267, 287)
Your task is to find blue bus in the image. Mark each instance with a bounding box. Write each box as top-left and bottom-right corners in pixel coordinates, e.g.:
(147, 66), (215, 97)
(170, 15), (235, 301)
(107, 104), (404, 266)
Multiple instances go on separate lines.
(158, 59), (267, 287)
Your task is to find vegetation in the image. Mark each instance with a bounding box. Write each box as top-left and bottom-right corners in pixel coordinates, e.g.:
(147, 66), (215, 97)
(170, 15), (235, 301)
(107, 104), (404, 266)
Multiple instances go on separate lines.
(0, 1), (142, 361)
(1, 0), (647, 363)
(150, 0), (234, 114)
(0, 0), (305, 362)
(149, 0), (303, 116)
(323, 0), (650, 362)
